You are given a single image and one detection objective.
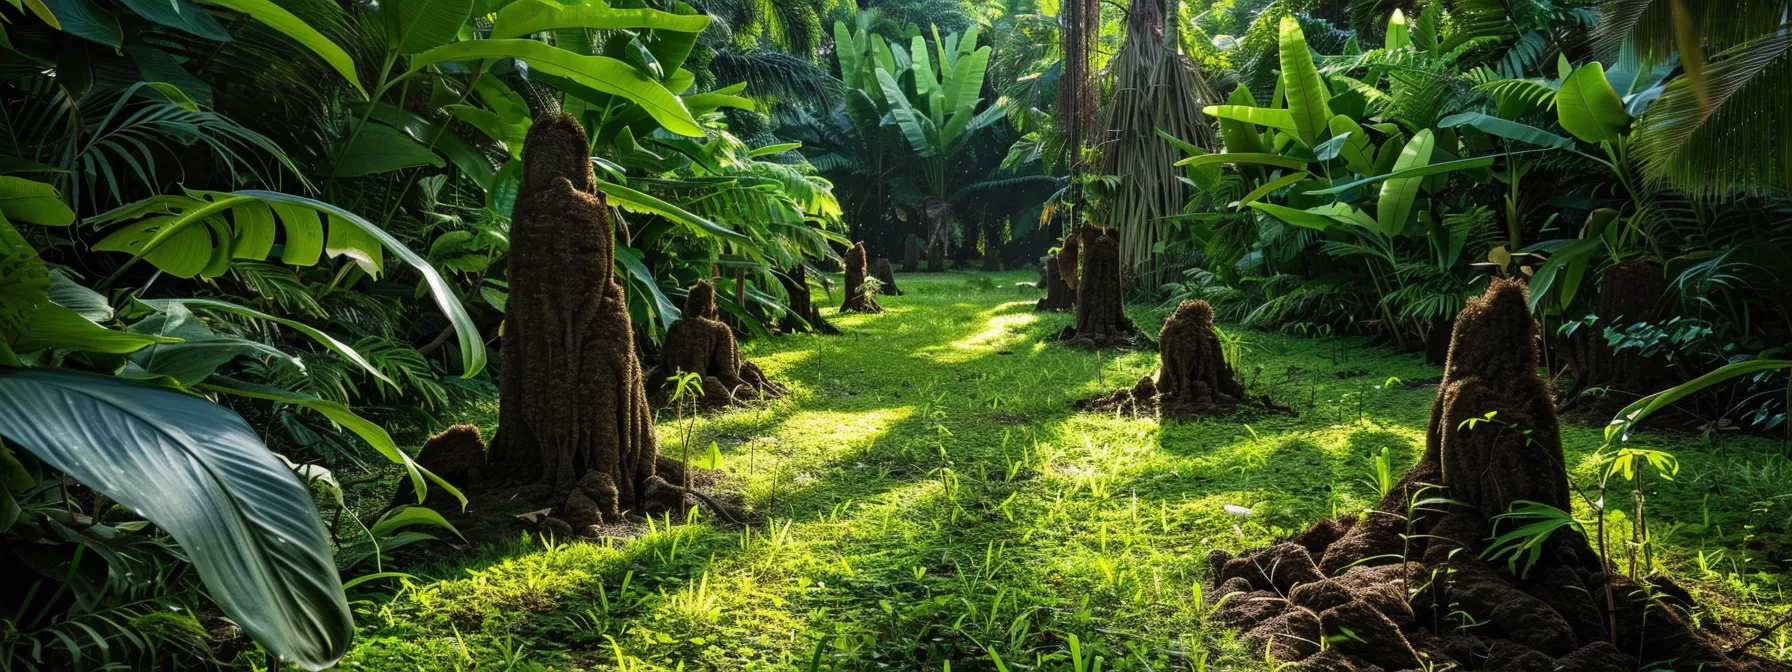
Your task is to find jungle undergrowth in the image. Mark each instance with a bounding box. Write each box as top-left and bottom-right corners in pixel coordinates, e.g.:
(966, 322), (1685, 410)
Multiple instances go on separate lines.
(335, 271), (1792, 671)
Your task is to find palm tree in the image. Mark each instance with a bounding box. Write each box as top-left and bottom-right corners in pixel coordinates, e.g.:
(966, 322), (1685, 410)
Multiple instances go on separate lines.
(1599, 0), (1791, 195)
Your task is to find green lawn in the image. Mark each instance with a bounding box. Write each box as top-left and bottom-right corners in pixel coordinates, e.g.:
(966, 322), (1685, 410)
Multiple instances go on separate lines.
(340, 271), (1792, 671)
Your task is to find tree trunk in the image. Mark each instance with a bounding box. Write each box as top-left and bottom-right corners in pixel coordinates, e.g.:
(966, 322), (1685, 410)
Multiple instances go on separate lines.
(842, 242), (883, 313)
(1562, 261), (1668, 410)
(903, 234), (921, 273)
(778, 264), (837, 335)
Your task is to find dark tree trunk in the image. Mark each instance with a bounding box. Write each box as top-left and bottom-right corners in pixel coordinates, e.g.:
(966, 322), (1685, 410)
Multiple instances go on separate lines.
(927, 240), (946, 273)
(903, 234), (921, 273)
(1201, 279), (1772, 672)
(982, 220), (1003, 271)
(1035, 255), (1076, 312)
(1057, 223), (1135, 348)
(486, 113), (680, 526)
(1561, 261), (1668, 409)
(842, 242), (883, 313)
(777, 264), (837, 335)
(870, 257), (902, 295)
(1079, 300), (1259, 416)
(648, 280), (786, 408)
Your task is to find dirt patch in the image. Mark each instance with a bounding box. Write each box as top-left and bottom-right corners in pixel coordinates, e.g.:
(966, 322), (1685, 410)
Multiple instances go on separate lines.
(1205, 279), (1788, 672)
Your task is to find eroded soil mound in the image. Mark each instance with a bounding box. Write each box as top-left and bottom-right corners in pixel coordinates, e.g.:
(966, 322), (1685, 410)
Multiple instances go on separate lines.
(871, 257), (903, 296)
(1205, 279), (1786, 672)
(1056, 223), (1137, 348)
(648, 280), (787, 408)
(1079, 300), (1276, 417)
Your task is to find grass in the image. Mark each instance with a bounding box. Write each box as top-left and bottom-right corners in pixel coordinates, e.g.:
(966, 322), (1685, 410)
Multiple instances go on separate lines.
(339, 271), (1792, 671)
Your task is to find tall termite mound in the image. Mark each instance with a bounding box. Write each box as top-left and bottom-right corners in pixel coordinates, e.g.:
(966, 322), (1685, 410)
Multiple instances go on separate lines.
(648, 279), (787, 407)
(903, 234), (921, 273)
(1561, 261), (1668, 411)
(1034, 253), (1075, 312)
(1203, 279), (1784, 672)
(1056, 222), (1135, 348)
(1080, 300), (1261, 417)
(470, 113), (706, 530)
(777, 264), (837, 335)
(841, 241), (883, 313)
(871, 257), (902, 295)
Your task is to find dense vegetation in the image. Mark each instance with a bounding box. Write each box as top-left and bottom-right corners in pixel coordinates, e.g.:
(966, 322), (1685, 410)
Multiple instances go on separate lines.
(0, 0), (1787, 669)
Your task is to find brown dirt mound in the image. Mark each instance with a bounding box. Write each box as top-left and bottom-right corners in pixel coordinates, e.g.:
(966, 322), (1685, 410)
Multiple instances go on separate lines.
(1205, 279), (1787, 672)
(871, 257), (903, 295)
(648, 279), (788, 408)
(1078, 300), (1278, 417)
(1056, 222), (1137, 348)
(448, 112), (736, 535)
(842, 241), (883, 313)
(777, 264), (838, 335)
(1035, 254), (1076, 312)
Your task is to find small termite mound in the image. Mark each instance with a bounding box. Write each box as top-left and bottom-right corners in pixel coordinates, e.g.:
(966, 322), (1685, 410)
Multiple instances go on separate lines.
(871, 257), (902, 295)
(842, 241), (883, 313)
(777, 264), (837, 335)
(648, 280), (787, 408)
(1035, 254), (1075, 312)
(1203, 279), (1785, 672)
(1056, 223), (1136, 348)
(1079, 300), (1272, 417)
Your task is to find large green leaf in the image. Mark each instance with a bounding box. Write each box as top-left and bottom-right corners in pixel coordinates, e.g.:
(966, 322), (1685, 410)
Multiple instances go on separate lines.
(0, 369), (352, 670)
(1215, 86), (1269, 154)
(329, 123), (446, 177)
(1326, 116), (1376, 173)
(0, 217), (48, 344)
(1376, 129), (1436, 236)
(387, 0), (473, 54)
(1203, 105), (1299, 136)
(490, 0), (710, 39)
(1304, 154), (1512, 195)
(410, 40), (702, 137)
(40, 0), (122, 46)
(198, 375), (465, 509)
(1176, 153), (1309, 170)
(1606, 359), (1792, 444)
(117, 0), (230, 40)
(595, 179), (749, 244)
(125, 302), (298, 385)
(0, 176), (77, 226)
(945, 46), (990, 114)
(136, 297), (390, 385)
(1439, 112), (1571, 148)
(13, 303), (177, 354)
(1249, 201), (1333, 231)
(1556, 62), (1630, 144)
(239, 191), (487, 377)
(1278, 16), (1332, 148)
(876, 67), (933, 155)
(191, 0), (366, 97)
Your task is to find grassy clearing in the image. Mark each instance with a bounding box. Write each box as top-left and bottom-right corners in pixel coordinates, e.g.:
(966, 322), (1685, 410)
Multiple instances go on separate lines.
(341, 271), (1792, 671)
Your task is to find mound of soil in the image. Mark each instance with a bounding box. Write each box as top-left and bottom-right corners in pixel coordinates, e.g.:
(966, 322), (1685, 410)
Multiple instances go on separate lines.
(445, 113), (737, 536)
(871, 257), (903, 295)
(842, 241), (883, 313)
(1205, 279), (1786, 672)
(1056, 223), (1137, 348)
(1079, 300), (1277, 417)
(647, 279), (787, 408)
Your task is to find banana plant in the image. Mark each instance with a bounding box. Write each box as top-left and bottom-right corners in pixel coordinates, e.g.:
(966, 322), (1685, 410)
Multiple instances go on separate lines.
(864, 24), (1005, 256)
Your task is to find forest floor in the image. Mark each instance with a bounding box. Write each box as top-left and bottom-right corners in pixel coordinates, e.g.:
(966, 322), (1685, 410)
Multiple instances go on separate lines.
(339, 271), (1792, 671)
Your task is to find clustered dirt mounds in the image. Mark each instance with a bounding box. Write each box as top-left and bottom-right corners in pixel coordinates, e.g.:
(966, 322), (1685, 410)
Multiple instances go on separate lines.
(1560, 261), (1669, 417)
(841, 241), (884, 313)
(1035, 253), (1075, 312)
(1079, 300), (1278, 417)
(1056, 223), (1137, 348)
(1205, 279), (1786, 672)
(776, 264), (837, 335)
(647, 279), (787, 408)
(435, 112), (737, 539)
(871, 257), (903, 295)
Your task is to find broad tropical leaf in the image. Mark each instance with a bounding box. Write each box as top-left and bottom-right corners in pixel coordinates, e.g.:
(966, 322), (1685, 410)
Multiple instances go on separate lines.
(409, 40), (702, 137)
(1439, 112), (1572, 148)
(1556, 63), (1630, 144)
(1377, 129), (1436, 236)
(1278, 17), (1332, 148)
(387, 0), (474, 54)
(0, 369), (353, 670)
(491, 0), (711, 39)
(192, 0), (367, 97)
